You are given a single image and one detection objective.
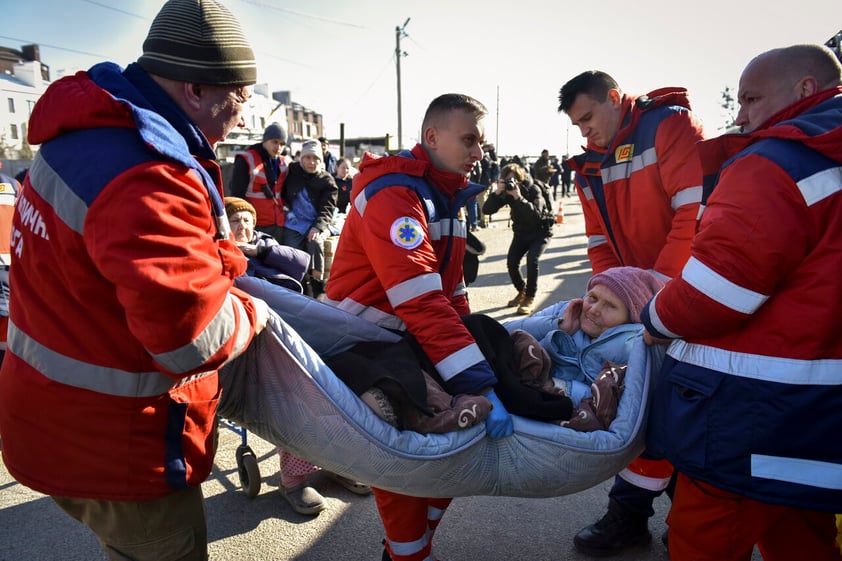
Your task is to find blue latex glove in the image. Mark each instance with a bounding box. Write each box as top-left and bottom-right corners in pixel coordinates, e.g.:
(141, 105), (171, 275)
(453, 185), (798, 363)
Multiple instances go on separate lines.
(483, 389), (514, 439)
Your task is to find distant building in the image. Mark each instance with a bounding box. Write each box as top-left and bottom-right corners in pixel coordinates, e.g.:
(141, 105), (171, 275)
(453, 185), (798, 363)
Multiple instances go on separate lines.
(320, 135), (390, 163)
(0, 44), (49, 159)
(0, 43), (327, 169)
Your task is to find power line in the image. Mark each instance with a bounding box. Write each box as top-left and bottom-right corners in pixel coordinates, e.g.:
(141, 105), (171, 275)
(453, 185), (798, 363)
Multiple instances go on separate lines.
(237, 0), (368, 29)
(0, 35), (107, 60)
(81, 0), (148, 19)
(334, 54), (395, 122)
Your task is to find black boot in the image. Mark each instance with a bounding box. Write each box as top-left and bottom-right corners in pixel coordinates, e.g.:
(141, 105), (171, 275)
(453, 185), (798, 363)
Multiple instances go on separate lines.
(573, 499), (651, 557)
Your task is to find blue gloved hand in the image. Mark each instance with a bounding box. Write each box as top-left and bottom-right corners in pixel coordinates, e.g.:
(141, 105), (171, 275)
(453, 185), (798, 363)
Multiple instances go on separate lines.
(483, 389), (514, 439)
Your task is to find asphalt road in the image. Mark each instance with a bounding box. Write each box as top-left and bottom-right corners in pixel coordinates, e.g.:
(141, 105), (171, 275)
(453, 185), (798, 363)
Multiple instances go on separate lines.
(0, 197), (760, 561)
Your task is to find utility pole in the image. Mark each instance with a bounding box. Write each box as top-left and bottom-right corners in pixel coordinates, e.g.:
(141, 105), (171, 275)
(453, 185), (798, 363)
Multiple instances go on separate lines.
(495, 85), (500, 154)
(395, 18), (410, 150)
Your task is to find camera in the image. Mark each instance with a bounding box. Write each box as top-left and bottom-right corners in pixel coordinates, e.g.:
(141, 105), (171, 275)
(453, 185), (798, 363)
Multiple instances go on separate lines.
(505, 178), (518, 191)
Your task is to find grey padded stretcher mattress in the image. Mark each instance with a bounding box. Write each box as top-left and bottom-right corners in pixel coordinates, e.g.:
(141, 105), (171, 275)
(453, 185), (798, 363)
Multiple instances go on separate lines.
(217, 276), (664, 498)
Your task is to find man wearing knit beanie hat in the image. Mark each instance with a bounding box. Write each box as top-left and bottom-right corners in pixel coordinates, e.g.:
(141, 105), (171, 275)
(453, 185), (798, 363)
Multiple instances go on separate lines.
(0, 0), (270, 559)
(229, 122), (290, 243)
(263, 122), (288, 144)
(138, 0), (257, 86)
(136, 0), (258, 148)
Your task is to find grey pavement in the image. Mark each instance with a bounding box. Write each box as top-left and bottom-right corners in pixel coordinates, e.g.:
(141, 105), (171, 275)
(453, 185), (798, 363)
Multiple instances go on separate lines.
(0, 197), (757, 561)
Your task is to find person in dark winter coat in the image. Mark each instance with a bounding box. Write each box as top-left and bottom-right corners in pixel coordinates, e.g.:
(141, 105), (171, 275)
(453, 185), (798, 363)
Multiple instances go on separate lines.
(280, 139), (338, 298)
(482, 162), (553, 315)
(333, 156), (354, 214)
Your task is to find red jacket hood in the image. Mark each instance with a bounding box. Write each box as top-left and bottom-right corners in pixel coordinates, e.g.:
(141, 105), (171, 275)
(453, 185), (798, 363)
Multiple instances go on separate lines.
(28, 71), (135, 146)
(581, 87), (694, 154)
(356, 144), (469, 198)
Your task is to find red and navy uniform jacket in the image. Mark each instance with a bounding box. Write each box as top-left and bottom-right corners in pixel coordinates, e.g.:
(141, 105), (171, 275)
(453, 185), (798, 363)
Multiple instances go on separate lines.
(567, 88), (705, 278)
(325, 146), (496, 395)
(642, 87), (842, 512)
(229, 144), (288, 228)
(0, 62), (260, 501)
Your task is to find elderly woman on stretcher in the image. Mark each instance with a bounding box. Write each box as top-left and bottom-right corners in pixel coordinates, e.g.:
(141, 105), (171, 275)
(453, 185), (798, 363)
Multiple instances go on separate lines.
(331, 266), (664, 434)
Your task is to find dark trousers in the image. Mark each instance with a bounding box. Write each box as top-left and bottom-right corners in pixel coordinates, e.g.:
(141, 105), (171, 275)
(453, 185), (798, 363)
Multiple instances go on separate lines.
(506, 232), (548, 298)
(609, 473), (676, 518)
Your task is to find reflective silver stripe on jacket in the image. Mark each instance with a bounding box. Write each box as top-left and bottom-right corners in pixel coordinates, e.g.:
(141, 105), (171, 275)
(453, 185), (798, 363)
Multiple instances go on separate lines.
(386, 273), (442, 308)
(645, 293), (681, 339)
(667, 340), (842, 386)
(323, 296), (406, 331)
(798, 165), (842, 205)
(152, 293), (250, 374)
(682, 256), (768, 315)
(751, 454), (842, 491)
(587, 234), (607, 249)
(601, 146), (657, 183)
(452, 281), (467, 298)
(428, 218), (467, 241)
(671, 185), (702, 210)
(354, 188), (371, 216)
(28, 153), (85, 234)
(8, 320), (176, 397)
(436, 342), (486, 381)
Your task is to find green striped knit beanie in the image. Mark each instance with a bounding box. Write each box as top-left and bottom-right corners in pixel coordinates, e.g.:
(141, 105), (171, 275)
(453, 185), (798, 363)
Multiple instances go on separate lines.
(138, 0), (256, 86)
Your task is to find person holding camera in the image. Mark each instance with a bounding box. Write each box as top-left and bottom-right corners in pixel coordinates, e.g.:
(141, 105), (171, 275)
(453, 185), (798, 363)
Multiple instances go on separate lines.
(482, 162), (553, 315)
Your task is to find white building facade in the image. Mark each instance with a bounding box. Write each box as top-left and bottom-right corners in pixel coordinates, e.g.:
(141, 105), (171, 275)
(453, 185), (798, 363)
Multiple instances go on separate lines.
(0, 60), (47, 160)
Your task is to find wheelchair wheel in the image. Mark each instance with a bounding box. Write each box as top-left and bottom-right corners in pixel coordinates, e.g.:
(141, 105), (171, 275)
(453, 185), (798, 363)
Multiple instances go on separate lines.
(235, 444), (261, 497)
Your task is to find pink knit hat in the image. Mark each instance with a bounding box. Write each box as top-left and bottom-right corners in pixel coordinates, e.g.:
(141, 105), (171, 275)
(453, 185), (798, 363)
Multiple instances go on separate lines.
(587, 267), (666, 323)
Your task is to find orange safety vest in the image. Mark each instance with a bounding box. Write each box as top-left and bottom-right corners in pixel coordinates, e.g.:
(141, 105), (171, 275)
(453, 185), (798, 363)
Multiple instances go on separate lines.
(0, 173), (18, 350)
(235, 148), (288, 227)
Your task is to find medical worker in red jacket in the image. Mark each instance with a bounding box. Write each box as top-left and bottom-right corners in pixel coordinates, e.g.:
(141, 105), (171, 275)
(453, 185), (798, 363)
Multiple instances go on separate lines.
(643, 43), (842, 561)
(0, 2), (269, 559)
(557, 70), (706, 556)
(326, 93), (514, 561)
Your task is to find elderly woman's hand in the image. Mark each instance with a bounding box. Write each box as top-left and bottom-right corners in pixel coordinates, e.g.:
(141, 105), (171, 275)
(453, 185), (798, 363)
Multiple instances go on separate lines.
(236, 243), (258, 257)
(643, 330), (673, 346)
(557, 298), (583, 335)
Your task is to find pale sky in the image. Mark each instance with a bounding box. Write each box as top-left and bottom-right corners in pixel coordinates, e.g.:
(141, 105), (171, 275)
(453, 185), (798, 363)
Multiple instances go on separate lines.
(4, 0), (841, 156)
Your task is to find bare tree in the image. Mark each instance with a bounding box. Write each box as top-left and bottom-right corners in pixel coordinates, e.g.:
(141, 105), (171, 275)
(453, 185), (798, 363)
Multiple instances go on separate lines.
(19, 137), (33, 160)
(720, 86), (738, 131)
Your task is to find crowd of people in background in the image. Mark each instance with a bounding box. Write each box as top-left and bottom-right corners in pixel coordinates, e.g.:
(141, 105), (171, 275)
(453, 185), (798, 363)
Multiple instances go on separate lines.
(223, 112), (575, 317)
